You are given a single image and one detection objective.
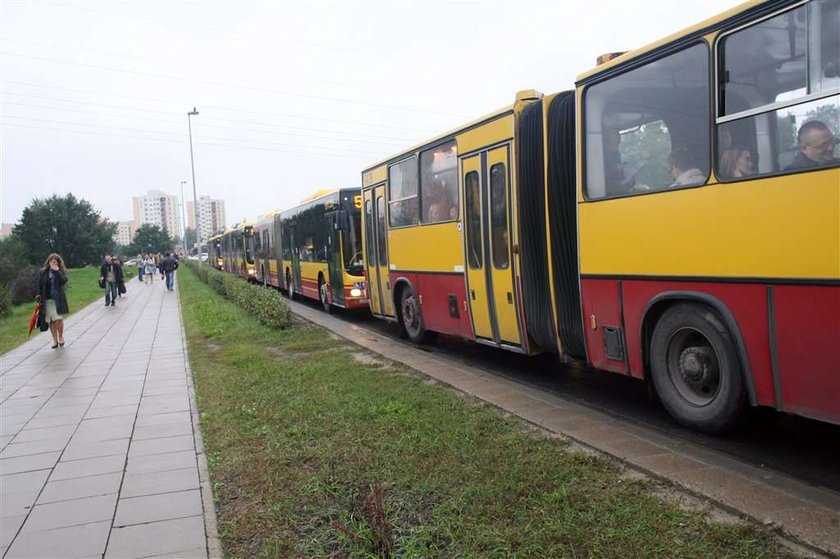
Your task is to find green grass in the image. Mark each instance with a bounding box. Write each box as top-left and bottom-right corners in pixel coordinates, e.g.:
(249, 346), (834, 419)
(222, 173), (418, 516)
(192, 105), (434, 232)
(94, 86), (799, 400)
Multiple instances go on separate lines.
(179, 266), (789, 558)
(0, 266), (136, 355)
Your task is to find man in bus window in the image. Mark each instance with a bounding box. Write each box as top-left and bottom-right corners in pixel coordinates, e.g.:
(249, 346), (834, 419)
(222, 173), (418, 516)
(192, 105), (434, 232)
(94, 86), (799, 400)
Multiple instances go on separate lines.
(785, 121), (839, 171)
(668, 147), (705, 188)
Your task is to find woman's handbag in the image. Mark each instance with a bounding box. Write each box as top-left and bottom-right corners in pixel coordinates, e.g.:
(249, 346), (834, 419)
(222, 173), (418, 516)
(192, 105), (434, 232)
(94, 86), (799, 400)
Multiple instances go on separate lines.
(98, 278), (105, 289)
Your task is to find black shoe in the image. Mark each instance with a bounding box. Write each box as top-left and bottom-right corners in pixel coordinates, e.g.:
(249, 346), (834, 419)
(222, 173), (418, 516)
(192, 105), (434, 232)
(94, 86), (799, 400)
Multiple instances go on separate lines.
(51, 343), (58, 349)
(111, 302), (115, 306)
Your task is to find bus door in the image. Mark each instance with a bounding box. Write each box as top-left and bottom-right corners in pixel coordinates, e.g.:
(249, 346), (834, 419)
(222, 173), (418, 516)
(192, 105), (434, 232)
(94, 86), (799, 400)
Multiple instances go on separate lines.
(290, 222), (302, 293)
(327, 212), (346, 306)
(462, 146), (522, 348)
(364, 184), (395, 318)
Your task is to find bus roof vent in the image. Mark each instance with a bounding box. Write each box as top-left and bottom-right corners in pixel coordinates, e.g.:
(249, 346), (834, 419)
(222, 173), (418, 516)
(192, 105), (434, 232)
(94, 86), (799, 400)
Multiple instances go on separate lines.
(515, 89), (542, 102)
(596, 52), (625, 66)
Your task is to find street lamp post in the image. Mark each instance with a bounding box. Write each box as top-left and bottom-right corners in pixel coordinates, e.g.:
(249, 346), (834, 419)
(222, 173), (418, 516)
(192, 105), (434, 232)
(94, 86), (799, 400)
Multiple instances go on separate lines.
(187, 107), (201, 265)
(179, 180), (188, 257)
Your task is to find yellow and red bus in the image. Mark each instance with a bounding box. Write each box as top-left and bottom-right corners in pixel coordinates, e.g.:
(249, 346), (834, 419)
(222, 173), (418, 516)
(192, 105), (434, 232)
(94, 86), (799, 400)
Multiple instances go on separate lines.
(207, 233), (223, 270)
(278, 188), (367, 311)
(362, 0), (839, 432)
(221, 222), (256, 281)
(253, 211), (280, 286)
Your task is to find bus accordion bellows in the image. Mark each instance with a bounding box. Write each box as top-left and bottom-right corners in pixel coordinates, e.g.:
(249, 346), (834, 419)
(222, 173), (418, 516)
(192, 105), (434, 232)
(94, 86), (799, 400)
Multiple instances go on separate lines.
(360, 0), (840, 433)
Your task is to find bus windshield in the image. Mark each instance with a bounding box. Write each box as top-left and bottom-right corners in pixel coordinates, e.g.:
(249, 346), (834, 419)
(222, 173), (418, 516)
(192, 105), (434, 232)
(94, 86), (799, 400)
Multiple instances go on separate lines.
(344, 211), (363, 274)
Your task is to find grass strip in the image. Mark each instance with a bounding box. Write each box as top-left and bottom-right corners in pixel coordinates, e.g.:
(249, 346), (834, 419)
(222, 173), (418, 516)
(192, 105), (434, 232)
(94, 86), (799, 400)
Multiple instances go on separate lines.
(179, 265), (789, 558)
(0, 266), (135, 355)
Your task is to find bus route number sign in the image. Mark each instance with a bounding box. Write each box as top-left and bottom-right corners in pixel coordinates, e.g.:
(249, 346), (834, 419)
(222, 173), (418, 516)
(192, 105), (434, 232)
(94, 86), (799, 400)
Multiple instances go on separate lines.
(354, 195), (362, 209)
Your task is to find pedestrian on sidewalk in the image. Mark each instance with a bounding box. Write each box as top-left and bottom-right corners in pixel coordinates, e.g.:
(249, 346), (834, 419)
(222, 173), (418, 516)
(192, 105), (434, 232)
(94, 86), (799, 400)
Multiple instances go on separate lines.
(113, 256), (127, 298)
(137, 252), (144, 282)
(157, 252), (165, 281)
(99, 254), (123, 307)
(161, 252), (179, 291)
(144, 254), (156, 284)
(36, 253), (68, 349)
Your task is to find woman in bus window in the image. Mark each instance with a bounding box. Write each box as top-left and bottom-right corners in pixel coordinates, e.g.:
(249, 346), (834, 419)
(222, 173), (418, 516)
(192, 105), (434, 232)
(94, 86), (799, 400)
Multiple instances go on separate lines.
(719, 146), (755, 179)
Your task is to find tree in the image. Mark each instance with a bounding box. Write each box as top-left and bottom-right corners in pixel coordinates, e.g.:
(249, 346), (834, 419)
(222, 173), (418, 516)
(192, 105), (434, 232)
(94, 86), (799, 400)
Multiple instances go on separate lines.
(183, 227), (197, 251)
(129, 224), (174, 255)
(12, 194), (116, 268)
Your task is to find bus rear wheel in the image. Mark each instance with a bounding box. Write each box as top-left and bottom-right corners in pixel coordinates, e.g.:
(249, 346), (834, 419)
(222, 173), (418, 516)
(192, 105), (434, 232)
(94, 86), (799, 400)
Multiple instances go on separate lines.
(650, 303), (744, 434)
(399, 285), (435, 344)
(318, 276), (332, 313)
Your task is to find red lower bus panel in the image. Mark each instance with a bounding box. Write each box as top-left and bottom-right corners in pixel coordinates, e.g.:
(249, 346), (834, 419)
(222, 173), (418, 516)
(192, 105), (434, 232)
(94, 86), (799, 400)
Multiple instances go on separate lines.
(392, 272), (474, 340)
(580, 279), (628, 375)
(773, 285), (840, 424)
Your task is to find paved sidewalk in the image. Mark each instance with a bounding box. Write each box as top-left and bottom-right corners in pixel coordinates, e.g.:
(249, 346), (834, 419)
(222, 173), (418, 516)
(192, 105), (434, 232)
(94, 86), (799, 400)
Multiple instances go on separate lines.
(0, 274), (219, 558)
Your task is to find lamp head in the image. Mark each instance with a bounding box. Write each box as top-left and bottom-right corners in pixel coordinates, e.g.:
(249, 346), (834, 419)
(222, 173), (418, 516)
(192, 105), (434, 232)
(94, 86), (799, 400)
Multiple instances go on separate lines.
(188, 107), (199, 116)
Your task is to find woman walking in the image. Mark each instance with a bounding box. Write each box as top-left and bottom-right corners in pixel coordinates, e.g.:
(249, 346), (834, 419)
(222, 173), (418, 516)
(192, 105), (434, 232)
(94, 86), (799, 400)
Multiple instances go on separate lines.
(143, 254), (156, 284)
(36, 253), (69, 349)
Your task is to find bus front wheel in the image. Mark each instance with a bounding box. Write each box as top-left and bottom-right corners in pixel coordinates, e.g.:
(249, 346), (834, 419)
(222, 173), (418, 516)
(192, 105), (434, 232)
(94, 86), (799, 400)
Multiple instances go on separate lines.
(285, 270), (297, 300)
(650, 303), (744, 434)
(318, 276), (332, 314)
(399, 285), (435, 344)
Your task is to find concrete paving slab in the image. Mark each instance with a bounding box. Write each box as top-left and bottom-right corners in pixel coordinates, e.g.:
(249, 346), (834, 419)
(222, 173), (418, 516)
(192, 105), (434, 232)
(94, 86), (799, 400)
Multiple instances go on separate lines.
(121, 466), (200, 498)
(125, 450), (197, 475)
(5, 520), (111, 559)
(0, 280), (216, 557)
(21, 493), (117, 533)
(105, 515), (206, 559)
(37, 472), (122, 504)
(114, 488), (203, 527)
(51, 454), (126, 481)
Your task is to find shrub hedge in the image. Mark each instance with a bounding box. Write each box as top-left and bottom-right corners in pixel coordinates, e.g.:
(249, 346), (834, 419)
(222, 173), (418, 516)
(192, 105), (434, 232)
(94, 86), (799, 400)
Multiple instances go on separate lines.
(185, 261), (291, 329)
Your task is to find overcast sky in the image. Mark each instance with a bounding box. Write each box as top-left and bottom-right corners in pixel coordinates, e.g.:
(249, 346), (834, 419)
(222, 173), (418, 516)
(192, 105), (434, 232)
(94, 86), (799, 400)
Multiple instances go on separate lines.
(1, 0), (742, 231)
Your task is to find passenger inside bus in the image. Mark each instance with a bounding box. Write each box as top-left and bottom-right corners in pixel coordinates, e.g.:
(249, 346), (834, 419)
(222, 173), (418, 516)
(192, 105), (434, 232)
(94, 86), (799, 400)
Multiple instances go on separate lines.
(718, 146), (755, 179)
(785, 120), (839, 171)
(667, 148), (705, 187)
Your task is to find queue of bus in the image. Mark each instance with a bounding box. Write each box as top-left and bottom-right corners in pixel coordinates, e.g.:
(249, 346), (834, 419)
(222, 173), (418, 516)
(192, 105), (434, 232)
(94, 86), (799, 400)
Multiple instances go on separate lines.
(206, 0), (840, 435)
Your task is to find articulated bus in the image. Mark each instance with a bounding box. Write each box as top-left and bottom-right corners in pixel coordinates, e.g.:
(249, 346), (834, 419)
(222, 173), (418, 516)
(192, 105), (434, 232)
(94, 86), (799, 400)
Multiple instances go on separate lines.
(361, 0), (839, 433)
(253, 211), (280, 286)
(278, 188), (367, 311)
(222, 222), (256, 281)
(207, 233), (223, 270)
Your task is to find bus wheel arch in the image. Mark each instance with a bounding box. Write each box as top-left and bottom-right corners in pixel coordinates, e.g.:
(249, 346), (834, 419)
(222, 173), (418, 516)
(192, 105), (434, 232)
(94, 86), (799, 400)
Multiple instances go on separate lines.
(642, 294), (754, 434)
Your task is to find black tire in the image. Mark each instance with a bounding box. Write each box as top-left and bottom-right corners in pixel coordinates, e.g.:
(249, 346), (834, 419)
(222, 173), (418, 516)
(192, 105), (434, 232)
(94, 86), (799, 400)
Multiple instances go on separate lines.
(285, 270), (297, 300)
(650, 303), (745, 434)
(398, 285), (435, 344)
(318, 275), (332, 313)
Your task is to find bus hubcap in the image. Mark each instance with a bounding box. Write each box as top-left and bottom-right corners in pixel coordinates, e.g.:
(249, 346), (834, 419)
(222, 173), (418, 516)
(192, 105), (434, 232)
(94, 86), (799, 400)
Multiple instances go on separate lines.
(667, 329), (720, 406)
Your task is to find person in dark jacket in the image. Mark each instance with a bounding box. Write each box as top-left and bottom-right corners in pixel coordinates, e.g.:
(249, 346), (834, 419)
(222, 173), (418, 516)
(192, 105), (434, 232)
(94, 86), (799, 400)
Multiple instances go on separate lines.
(161, 252), (179, 291)
(36, 253), (69, 349)
(99, 254), (124, 307)
(785, 120), (839, 171)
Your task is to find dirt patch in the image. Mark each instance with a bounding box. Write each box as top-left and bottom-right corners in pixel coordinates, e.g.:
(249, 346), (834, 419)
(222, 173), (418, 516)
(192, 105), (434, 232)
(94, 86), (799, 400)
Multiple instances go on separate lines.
(207, 343), (222, 352)
(351, 351), (385, 366)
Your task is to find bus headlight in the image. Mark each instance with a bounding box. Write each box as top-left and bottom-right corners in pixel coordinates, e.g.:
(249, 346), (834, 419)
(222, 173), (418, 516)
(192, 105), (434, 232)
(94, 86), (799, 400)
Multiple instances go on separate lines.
(350, 288), (362, 297)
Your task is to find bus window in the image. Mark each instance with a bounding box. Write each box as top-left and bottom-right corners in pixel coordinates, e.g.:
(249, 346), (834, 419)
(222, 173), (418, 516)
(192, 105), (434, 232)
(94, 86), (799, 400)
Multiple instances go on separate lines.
(584, 42), (710, 198)
(420, 140), (458, 224)
(465, 171), (482, 269)
(717, 1), (839, 179)
(388, 156), (419, 227)
(490, 163), (509, 270)
(376, 196), (387, 266)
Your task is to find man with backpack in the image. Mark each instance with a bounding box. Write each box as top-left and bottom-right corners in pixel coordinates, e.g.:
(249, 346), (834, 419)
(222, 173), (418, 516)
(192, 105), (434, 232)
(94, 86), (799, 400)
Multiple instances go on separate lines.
(162, 252), (179, 292)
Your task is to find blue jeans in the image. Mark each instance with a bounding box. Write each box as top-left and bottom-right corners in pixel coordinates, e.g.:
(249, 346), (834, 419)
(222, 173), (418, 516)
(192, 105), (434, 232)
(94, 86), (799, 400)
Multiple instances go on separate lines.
(105, 282), (118, 305)
(165, 271), (175, 291)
